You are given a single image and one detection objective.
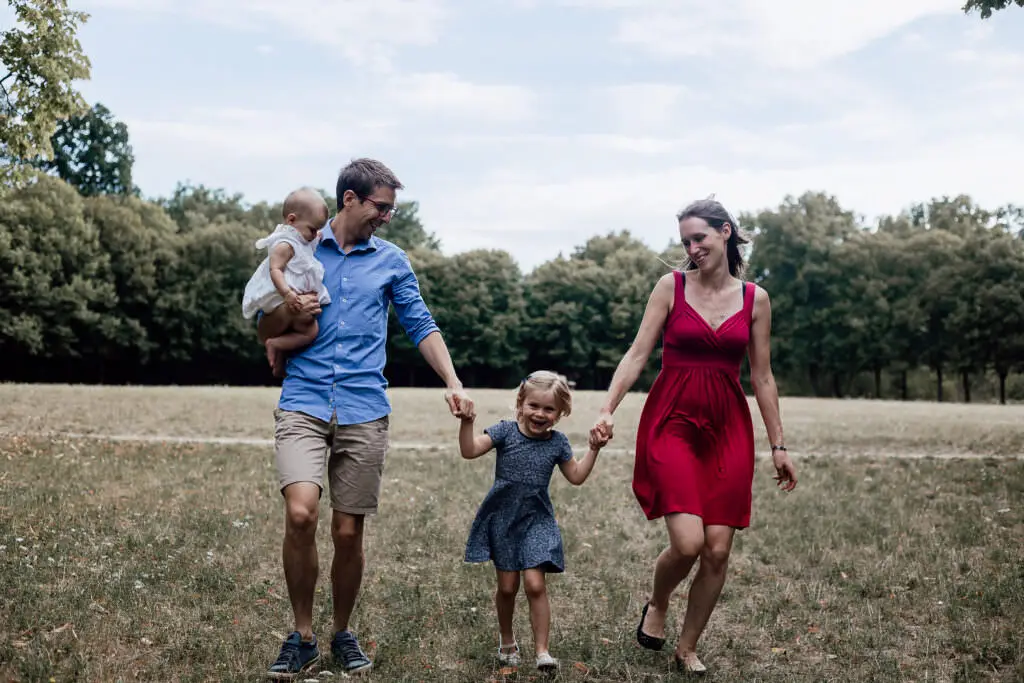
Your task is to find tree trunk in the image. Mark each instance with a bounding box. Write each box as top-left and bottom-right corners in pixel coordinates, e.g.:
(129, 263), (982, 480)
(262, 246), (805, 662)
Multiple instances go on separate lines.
(833, 372), (843, 398)
(874, 367), (882, 399)
(936, 366), (943, 402)
(900, 370), (908, 401)
(961, 371), (971, 403)
(808, 364), (821, 396)
(998, 371), (1007, 405)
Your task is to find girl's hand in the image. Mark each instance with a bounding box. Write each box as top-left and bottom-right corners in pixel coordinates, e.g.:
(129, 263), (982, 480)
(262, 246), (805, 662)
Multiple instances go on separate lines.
(771, 449), (798, 491)
(591, 412), (614, 442)
(589, 428), (610, 450)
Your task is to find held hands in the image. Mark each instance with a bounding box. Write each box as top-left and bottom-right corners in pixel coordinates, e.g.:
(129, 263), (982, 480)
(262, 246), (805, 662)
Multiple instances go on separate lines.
(590, 411), (614, 445)
(771, 448), (798, 492)
(444, 387), (475, 421)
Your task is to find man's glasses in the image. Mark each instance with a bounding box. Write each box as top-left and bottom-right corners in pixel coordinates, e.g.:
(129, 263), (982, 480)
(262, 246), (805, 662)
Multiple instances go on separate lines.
(359, 196), (398, 218)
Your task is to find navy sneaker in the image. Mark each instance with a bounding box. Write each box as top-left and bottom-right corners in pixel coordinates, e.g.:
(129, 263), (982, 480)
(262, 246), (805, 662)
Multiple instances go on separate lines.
(331, 630), (372, 675)
(266, 631), (320, 680)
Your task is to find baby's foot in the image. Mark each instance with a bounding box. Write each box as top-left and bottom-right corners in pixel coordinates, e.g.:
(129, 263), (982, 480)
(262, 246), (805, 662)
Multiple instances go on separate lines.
(265, 340), (285, 378)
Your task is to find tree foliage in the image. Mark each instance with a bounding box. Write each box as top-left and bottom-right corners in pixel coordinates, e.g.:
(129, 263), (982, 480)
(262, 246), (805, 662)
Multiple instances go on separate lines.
(39, 101), (136, 196)
(962, 0), (1024, 18)
(0, 0), (91, 186)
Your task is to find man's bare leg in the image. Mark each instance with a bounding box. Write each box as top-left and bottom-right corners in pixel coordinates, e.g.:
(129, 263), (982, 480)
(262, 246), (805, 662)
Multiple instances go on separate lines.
(282, 482), (322, 640)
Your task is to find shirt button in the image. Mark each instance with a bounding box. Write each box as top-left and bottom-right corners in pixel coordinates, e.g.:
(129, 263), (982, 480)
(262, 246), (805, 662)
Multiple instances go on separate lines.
(336, 344), (343, 350)
(334, 364), (340, 372)
(342, 298), (348, 303)
(340, 321), (345, 327)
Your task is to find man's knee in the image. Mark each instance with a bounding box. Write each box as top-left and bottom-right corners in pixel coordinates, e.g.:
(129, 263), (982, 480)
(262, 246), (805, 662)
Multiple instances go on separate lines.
(331, 511), (365, 551)
(284, 484), (320, 538)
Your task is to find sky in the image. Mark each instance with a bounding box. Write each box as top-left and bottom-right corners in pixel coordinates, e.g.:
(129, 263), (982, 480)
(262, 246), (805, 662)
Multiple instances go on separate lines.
(55, 1), (1024, 269)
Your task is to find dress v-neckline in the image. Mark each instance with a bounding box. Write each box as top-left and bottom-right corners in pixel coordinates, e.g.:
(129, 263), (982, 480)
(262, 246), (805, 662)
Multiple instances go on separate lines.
(681, 273), (746, 334)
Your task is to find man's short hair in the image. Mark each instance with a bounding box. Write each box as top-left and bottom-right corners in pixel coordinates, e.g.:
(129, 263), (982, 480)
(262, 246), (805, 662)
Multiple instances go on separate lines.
(336, 158), (404, 210)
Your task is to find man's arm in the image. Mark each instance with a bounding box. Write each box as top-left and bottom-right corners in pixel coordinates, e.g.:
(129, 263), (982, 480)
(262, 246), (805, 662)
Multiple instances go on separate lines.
(390, 252), (474, 418)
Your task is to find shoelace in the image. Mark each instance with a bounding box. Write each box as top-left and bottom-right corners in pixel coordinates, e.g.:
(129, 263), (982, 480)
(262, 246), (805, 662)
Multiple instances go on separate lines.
(272, 640), (302, 669)
(334, 636), (365, 663)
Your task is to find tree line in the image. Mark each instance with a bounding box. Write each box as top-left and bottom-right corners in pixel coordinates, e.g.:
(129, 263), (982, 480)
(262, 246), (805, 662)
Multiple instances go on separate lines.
(3, 0), (1023, 403)
(2, 161), (1023, 403)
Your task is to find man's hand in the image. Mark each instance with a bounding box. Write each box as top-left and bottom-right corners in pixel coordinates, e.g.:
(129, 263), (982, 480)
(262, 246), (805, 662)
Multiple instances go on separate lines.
(294, 292), (322, 317)
(445, 387), (475, 420)
(284, 289), (303, 313)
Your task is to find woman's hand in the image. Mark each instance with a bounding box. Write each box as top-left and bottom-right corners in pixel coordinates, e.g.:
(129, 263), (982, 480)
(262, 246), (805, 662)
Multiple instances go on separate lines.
(591, 412), (614, 443)
(771, 449), (798, 491)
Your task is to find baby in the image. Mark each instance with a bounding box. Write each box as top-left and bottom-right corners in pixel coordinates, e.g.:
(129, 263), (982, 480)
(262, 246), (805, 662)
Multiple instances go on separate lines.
(242, 187), (331, 377)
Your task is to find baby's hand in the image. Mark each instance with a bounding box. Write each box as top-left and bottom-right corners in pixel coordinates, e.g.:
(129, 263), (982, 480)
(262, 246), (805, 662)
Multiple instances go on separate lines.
(284, 290), (303, 313)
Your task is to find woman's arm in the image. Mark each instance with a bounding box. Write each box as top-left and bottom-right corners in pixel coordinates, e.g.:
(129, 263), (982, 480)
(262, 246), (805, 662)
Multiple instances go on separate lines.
(593, 272), (674, 438)
(748, 286), (797, 491)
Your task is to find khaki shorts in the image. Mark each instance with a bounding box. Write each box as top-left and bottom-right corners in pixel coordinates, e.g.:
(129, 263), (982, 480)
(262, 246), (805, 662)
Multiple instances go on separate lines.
(273, 408), (390, 515)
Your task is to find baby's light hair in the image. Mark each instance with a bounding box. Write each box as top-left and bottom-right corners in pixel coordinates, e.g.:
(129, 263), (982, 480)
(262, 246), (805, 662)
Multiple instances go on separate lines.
(282, 186), (329, 223)
(515, 370), (573, 419)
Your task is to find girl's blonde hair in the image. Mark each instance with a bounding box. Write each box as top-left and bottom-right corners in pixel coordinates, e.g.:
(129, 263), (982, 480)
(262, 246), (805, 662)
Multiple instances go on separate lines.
(515, 370), (573, 418)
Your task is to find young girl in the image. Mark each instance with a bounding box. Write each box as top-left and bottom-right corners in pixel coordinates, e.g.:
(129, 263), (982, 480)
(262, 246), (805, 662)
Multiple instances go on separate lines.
(241, 187), (331, 377)
(459, 371), (607, 672)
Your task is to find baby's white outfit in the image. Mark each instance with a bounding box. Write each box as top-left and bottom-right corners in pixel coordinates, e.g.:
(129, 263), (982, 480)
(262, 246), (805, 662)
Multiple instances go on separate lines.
(241, 224), (331, 320)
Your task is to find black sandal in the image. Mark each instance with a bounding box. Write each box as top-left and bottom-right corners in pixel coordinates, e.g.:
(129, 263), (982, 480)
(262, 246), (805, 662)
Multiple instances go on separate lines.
(635, 603), (665, 651)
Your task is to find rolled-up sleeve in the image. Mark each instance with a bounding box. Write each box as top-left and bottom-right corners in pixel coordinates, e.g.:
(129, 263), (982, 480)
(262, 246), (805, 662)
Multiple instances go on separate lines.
(390, 251), (440, 345)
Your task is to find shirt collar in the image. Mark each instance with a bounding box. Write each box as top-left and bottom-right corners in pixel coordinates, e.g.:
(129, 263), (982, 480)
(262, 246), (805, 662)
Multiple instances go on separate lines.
(320, 218), (378, 253)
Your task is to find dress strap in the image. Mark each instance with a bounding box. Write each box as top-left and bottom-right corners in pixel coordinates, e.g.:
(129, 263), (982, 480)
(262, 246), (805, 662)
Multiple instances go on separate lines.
(672, 270), (686, 317)
(742, 281), (756, 326)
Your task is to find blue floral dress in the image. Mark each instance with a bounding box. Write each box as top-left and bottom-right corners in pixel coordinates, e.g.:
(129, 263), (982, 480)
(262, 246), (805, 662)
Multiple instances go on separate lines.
(465, 420), (574, 573)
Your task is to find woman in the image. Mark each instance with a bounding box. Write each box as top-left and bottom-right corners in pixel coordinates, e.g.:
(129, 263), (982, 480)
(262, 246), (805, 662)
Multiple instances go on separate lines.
(591, 197), (797, 674)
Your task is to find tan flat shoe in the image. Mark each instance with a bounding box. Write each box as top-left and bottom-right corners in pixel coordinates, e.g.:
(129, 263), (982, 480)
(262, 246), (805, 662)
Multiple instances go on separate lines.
(674, 652), (707, 675)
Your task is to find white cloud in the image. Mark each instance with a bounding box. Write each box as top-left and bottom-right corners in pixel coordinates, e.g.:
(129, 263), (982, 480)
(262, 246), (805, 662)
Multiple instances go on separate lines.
(600, 83), (690, 131)
(81, 0), (445, 68)
(421, 129), (1024, 270)
(126, 107), (396, 160)
(576, 0), (957, 68)
(385, 73), (536, 122)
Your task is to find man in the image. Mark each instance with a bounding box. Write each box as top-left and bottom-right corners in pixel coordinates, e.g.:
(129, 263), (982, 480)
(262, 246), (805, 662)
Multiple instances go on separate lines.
(258, 158), (473, 679)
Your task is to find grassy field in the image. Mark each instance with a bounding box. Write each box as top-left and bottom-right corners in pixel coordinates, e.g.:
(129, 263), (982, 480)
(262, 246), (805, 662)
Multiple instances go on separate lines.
(1, 384), (1022, 682)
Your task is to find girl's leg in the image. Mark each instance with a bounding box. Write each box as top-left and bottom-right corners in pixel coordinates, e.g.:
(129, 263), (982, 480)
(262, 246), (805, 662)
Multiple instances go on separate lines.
(495, 569), (520, 654)
(676, 525), (734, 664)
(522, 569), (551, 656)
(640, 513), (705, 640)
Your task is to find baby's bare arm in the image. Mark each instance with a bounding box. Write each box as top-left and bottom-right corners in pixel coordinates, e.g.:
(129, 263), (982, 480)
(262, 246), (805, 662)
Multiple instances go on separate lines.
(268, 243), (300, 310)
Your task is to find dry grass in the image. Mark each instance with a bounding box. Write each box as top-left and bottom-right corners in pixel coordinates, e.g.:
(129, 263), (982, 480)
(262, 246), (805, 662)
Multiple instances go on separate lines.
(2, 383), (1023, 457)
(1, 385), (1022, 682)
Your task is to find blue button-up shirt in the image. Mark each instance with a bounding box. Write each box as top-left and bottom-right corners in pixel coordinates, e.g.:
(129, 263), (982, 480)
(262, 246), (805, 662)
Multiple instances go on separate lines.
(277, 221), (440, 425)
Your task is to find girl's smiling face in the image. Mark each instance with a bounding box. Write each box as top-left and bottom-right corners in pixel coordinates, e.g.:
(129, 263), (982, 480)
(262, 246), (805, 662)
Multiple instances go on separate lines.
(517, 387), (562, 437)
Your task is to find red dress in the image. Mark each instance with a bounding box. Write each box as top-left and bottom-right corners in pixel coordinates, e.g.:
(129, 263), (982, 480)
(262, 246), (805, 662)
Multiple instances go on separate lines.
(632, 270), (757, 528)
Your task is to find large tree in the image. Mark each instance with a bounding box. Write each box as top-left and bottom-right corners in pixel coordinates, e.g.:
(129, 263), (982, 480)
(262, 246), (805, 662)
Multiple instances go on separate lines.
(40, 101), (136, 196)
(0, 0), (91, 186)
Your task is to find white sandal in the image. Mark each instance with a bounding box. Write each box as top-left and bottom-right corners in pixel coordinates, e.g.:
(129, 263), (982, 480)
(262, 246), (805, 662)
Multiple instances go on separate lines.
(536, 651), (559, 671)
(497, 636), (521, 667)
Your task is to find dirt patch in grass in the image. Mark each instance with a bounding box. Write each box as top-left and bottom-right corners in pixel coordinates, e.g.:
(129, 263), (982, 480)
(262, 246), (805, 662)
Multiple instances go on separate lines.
(2, 384), (1023, 458)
